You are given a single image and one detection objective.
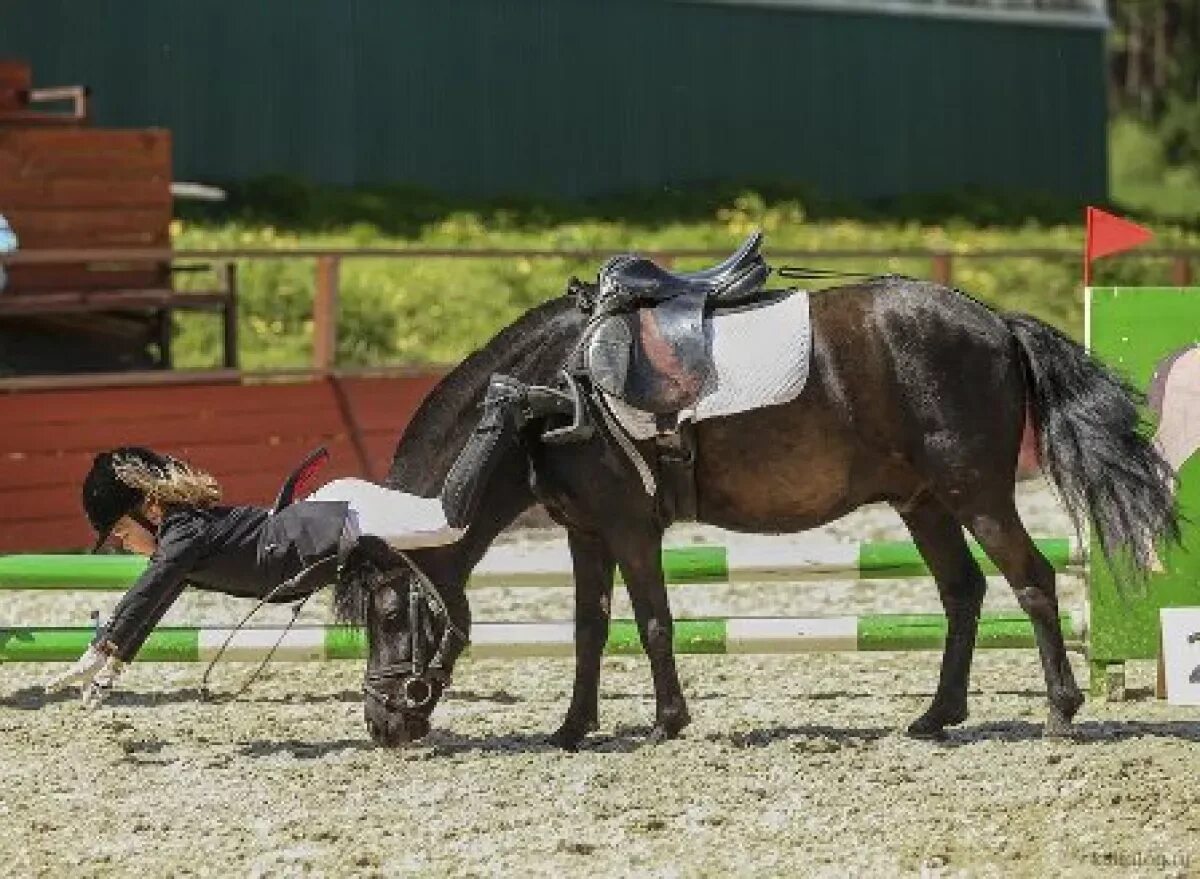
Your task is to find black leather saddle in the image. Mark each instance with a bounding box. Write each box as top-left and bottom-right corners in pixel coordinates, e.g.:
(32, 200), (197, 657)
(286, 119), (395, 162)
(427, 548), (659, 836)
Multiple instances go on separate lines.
(580, 232), (771, 414)
(595, 231), (769, 310)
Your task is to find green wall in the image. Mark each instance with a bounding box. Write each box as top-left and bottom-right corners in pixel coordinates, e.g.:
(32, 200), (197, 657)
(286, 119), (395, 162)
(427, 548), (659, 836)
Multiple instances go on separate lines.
(1087, 288), (1200, 672)
(0, 0), (1107, 200)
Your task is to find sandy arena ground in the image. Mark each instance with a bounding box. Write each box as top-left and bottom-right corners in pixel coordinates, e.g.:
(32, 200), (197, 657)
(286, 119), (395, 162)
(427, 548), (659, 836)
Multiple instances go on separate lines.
(2, 479), (1198, 877)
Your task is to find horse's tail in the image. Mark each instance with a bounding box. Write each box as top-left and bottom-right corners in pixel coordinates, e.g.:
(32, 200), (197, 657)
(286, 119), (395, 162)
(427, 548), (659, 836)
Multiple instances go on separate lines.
(1004, 313), (1179, 588)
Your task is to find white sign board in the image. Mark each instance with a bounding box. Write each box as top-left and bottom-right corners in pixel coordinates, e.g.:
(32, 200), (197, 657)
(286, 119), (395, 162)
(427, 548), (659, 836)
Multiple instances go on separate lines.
(1160, 608), (1200, 706)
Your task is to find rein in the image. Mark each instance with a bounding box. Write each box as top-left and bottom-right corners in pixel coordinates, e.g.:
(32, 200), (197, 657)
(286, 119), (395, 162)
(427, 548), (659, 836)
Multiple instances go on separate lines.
(198, 539), (468, 710)
(776, 266), (904, 282)
(199, 554), (339, 702)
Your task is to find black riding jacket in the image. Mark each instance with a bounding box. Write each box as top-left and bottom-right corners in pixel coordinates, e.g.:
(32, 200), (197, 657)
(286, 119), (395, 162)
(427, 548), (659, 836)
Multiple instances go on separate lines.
(94, 501), (349, 661)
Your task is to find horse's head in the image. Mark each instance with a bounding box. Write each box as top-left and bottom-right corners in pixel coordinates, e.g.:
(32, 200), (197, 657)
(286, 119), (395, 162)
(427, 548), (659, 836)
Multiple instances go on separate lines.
(342, 298), (585, 745)
(337, 539), (469, 746)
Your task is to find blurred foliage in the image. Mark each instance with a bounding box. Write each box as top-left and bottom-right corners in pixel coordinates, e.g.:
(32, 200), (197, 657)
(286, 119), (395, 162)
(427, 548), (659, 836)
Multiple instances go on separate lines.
(1109, 1), (1200, 164)
(1107, 1), (1200, 222)
(1110, 115), (1200, 223)
(171, 182), (1200, 370)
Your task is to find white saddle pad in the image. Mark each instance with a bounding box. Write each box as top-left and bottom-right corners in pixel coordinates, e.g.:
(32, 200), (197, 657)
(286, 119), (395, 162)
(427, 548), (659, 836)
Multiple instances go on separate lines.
(604, 289), (812, 440)
(306, 478), (465, 549)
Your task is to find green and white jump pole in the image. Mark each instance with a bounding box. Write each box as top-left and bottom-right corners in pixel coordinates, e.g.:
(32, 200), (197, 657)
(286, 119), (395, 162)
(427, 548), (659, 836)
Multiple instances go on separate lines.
(0, 613), (1084, 663)
(0, 536), (1082, 591)
(0, 537), (1085, 664)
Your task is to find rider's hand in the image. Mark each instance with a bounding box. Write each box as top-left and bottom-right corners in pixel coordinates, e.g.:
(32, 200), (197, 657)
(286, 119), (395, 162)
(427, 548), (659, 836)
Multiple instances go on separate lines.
(81, 657), (127, 710)
(44, 644), (111, 692)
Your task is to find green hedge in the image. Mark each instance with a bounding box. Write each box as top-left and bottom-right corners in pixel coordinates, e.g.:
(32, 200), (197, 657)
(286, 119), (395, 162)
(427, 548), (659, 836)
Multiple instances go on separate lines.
(171, 186), (1200, 370)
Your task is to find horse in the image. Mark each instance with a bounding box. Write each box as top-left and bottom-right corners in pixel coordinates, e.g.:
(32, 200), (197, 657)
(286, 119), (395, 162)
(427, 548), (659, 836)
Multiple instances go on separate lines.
(336, 272), (1178, 749)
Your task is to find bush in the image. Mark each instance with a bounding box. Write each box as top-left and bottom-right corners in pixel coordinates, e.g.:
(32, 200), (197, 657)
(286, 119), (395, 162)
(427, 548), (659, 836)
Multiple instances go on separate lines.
(1110, 115), (1200, 225)
(171, 184), (1200, 370)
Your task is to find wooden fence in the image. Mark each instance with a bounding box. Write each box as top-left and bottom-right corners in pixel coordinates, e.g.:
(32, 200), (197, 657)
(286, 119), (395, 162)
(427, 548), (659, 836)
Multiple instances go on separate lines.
(4, 244), (1198, 370)
(0, 368), (444, 552)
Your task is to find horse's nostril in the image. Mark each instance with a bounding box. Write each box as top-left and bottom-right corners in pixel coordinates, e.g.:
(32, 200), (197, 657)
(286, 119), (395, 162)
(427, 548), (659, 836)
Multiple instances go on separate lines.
(403, 677), (434, 708)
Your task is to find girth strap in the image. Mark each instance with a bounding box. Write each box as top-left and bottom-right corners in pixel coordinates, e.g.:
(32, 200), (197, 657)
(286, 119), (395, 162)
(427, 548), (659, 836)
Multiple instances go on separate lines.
(655, 423), (698, 523)
(594, 388), (657, 496)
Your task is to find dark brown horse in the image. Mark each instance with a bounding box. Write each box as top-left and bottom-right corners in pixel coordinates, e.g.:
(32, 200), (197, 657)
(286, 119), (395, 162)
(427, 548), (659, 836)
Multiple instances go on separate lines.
(337, 275), (1177, 748)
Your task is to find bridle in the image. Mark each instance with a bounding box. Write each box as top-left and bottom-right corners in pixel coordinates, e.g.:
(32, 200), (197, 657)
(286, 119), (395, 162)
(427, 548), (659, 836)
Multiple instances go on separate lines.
(361, 550), (470, 714)
(198, 547), (468, 710)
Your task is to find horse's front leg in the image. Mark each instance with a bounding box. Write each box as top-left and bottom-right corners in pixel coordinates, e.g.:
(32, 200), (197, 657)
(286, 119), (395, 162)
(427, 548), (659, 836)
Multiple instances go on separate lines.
(613, 531), (691, 743)
(550, 529), (616, 751)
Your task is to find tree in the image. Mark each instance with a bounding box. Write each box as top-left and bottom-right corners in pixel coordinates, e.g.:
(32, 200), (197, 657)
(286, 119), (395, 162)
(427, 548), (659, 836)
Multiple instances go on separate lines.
(1109, 0), (1200, 164)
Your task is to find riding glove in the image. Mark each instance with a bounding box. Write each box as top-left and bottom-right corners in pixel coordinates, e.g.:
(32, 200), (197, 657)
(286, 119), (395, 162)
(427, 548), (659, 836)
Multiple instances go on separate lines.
(44, 644), (110, 692)
(81, 657), (127, 709)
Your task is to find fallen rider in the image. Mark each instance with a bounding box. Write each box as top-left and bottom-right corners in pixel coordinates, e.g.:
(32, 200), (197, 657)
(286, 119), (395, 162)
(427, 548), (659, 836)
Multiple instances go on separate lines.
(44, 446), (471, 708)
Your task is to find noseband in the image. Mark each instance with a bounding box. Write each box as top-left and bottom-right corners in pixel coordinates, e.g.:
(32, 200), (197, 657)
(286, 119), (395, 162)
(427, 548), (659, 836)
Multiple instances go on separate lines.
(362, 550), (469, 714)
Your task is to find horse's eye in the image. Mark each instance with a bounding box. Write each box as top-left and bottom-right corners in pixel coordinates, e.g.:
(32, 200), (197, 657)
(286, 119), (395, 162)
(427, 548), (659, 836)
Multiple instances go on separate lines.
(373, 591), (403, 624)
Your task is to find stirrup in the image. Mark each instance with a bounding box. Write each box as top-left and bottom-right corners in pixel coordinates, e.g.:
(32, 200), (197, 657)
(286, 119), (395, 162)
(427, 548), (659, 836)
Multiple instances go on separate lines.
(541, 372), (594, 445)
(484, 374), (581, 431)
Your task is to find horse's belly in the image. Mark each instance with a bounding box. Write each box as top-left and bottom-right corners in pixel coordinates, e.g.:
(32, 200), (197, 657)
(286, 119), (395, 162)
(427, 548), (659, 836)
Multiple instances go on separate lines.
(692, 400), (869, 532)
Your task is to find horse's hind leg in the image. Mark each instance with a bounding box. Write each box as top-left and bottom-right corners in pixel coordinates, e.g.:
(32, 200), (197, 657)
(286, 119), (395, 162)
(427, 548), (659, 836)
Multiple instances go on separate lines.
(897, 493), (988, 738)
(956, 500), (1083, 737)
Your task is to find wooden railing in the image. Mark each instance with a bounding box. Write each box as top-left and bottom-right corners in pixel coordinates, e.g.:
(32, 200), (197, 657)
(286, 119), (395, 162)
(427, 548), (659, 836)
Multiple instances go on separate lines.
(0, 368), (446, 549)
(5, 245), (1198, 371)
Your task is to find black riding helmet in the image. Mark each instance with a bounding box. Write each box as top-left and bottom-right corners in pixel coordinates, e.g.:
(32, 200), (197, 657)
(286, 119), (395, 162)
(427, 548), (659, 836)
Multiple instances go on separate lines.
(82, 447), (173, 552)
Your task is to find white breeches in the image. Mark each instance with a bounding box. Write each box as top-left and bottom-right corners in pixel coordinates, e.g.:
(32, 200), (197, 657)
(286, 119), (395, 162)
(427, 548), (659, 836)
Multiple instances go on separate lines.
(306, 478), (466, 550)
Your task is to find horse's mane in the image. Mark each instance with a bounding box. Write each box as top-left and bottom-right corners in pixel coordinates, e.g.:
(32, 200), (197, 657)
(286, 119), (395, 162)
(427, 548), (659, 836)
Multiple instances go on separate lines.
(385, 295), (581, 494)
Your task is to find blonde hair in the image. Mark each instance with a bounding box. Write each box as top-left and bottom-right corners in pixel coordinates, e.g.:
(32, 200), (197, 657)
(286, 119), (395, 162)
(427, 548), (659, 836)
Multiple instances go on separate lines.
(113, 455), (222, 508)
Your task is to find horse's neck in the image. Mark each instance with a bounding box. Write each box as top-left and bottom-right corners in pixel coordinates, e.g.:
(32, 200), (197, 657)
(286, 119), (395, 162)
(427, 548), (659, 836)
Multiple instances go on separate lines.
(452, 485), (532, 583)
(385, 296), (582, 619)
(415, 458), (535, 629)
(387, 297), (580, 494)
(392, 407), (536, 619)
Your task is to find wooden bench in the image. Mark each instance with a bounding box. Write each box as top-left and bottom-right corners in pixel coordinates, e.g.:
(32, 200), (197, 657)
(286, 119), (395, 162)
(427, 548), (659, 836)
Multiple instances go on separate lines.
(0, 61), (236, 371)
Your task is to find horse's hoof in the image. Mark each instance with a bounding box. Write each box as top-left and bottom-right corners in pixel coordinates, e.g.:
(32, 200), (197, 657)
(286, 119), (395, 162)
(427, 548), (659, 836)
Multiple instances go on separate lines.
(905, 719), (948, 741)
(549, 719), (596, 752)
(648, 707), (691, 743)
(647, 724), (676, 745)
(1043, 709), (1076, 740)
(906, 703), (967, 738)
(1043, 689), (1084, 739)
(549, 729), (584, 751)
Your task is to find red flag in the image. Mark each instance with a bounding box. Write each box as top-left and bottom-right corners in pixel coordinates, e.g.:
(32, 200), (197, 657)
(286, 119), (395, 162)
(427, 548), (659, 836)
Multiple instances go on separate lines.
(1084, 206), (1153, 285)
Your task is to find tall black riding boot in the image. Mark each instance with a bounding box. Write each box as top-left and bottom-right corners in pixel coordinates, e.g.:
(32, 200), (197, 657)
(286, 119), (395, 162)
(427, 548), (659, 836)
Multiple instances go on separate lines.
(440, 375), (528, 530)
